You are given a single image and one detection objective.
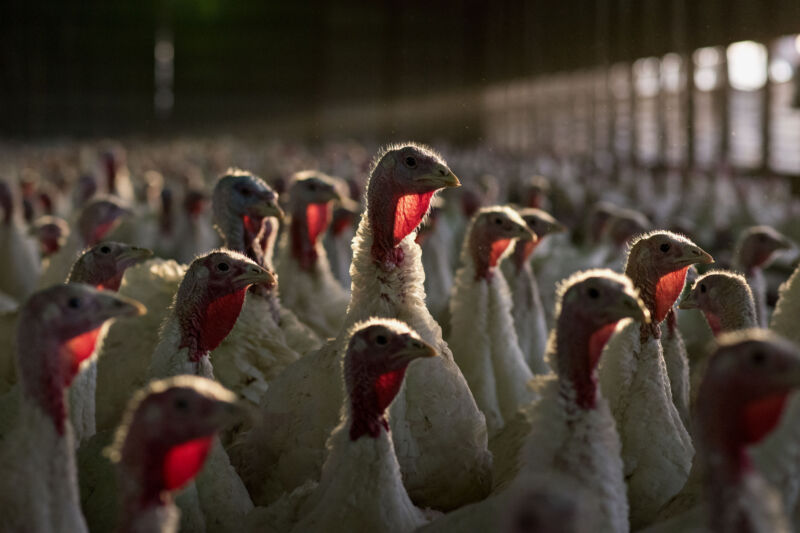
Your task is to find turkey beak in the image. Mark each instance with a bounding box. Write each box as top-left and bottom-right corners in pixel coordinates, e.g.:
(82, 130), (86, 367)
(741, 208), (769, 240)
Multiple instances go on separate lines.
(615, 292), (650, 324)
(118, 246), (154, 265)
(517, 224), (537, 242)
(320, 183), (342, 203)
(208, 397), (251, 428)
(678, 291), (699, 310)
(234, 265), (276, 289)
(550, 221), (568, 234)
(251, 198), (284, 221)
(417, 165), (460, 189)
(396, 335), (438, 362)
(678, 244), (714, 267)
(96, 291), (147, 319)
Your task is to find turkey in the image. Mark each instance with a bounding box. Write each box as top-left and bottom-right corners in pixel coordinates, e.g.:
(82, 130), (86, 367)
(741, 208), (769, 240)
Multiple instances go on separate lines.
(65, 242), (153, 444)
(679, 269), (757, 403)
(0, 180), (41, 304)
(645, 331), (800, 532)
(145, 249), (273, 533)
(213, 169), (322, 362)
(246, 319), (438, 533)
(210, 170), (319, 404)
(39, 197), (130, 289)
(448, 205), (537, 435)
(732, 226), (791, 327)
(232, 143), (492, 511)
(502, 207), (566, 374)
(30, 215), (70, 260)
(105, 376), (245, 533)
(0, 284), (142, 533)
(275, 170), (350, 338)
(598, 230), (712, 528)
(427, 269), (648, 533)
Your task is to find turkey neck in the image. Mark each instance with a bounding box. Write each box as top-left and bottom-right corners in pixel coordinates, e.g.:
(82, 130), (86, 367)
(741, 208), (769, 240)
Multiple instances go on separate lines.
(625, 260), (688, 342)
(699, 390), (785, 532)
(367, 171), (434, 270)
(707, 297), (757, 335)
(175, 285), (247, 366)
(510, 239), (538, 274)
(469, 227), (512, 281)
(17, 332), (76, 435)
(554, 308), (605, 410)
(218, 213), (281, 319)
(347, 362), (406, 441)
(118, 439), (174, 523)
(289, 202), (330, 272)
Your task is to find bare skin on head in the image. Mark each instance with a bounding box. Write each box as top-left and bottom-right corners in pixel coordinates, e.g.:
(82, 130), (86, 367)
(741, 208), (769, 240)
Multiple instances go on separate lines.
(108, 376), (244, 533)
(286, 171), (341, 271)
(468, 207), (535, 281)
(77, 198), (130, 247)
(554, 270), (649, 409)
(698, 331), (800, 532)
(68, 241), (153, 292)
(366, 143), (460, 269)
(173, 250), (276, 363)
(680, 270), (757, 336)
(510, 207), (566, 272)
(16, 284), (145, 433)
(734, 226), (791, 275)
(624, 231), (713, 341)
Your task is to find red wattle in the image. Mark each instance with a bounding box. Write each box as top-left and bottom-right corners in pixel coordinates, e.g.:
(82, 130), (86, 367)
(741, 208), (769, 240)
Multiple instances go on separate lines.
(91, 220), (117, 245)
(200, 289), (247, 355)
(742, 393), (788, 445)
(393, 192), (435, 245)
(242, 215), (262, 237)
(654, 267), (689, 324)
(375, 368), (407, 416)
(163, 436), (214, 491)
(703, 311), (723, 336)
(306, 203), (331, 247)
(588, 322), (619, 369)
(63, 327), (102, 384)
(488, 239), (512, 268)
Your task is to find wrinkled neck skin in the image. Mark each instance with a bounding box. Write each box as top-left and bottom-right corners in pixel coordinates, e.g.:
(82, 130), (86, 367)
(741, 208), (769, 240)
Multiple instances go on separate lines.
(367, 171), (433, 271)
(175, 288), (247, 365)
(18, 332), (69, 435)
(217, 212), (280, 314)
(118, 439), (173, 520)
(289, 202), (330, 272)
(347, 364), (406, 441)
(1, 196), (12, 225)
(511, 239), (539, 274)
(626, 260), (688, 342)
(468, 227), (512, 282)
(700, 390), (784, 532)
(554, 308), (603, 410)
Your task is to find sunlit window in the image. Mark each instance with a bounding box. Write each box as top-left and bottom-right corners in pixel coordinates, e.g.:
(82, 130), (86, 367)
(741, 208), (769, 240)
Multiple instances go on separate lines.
(693, 46), (723, 91)
(661, 53), (683, 93)
(770, 59), (794, 83)
(727, 41), (768, 91)
(634, 57), (660, 97)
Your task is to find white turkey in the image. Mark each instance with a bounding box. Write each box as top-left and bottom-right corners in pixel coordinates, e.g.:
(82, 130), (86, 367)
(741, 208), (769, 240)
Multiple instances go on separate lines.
(448, 205), (536, 435)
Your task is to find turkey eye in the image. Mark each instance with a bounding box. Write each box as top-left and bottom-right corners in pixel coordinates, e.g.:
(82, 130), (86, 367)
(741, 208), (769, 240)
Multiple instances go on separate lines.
(376, 335), (388, 345)
(494, 217), (503, 225)
(751, 351), (766, 365)
(308, 183), (317, 191)
(217, 262), (229, 271)
(588, 287), (599, 299)
(100, 246), (111, 254)
(67, 297), (81, 309)
(241, 188), (252, 197)
(700, 283), (707, 293)
(660, 243), (670, 252)
(174, 398), (189, 411)
(529, 219), (536, 226)
(405, 157), (416, 168)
